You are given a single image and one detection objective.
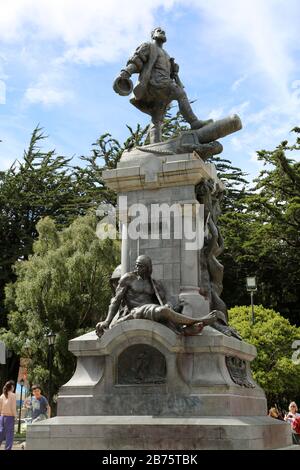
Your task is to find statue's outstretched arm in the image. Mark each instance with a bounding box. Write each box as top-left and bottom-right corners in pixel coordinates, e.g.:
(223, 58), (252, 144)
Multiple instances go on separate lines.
(121, 42), (150, 77)
(106, 286), (127, 324)
(96, 274), (130, 336)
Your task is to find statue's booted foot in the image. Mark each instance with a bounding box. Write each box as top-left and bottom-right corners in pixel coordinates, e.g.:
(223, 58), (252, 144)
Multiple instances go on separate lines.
(190, 119), (213, 130)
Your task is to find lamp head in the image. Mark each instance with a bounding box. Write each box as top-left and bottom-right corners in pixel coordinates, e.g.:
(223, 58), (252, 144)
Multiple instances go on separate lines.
(246, 276), (257, 292)
(46, 330), (56, 346)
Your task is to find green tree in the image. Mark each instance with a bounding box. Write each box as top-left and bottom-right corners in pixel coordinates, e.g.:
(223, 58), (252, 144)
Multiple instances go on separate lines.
(0, 126), (100, 328)
(229, 305), (300, 407)
(0, 213), (120, 406)
(0, 126), (107, 386)
(246, 129), (300, 323)
(221, 129), (300, 324)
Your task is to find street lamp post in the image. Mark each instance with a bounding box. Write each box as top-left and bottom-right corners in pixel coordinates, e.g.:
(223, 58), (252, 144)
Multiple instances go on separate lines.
(246, 276), (257, 325)
(17, 378), (24, 434)
(46, 331), (56, 417)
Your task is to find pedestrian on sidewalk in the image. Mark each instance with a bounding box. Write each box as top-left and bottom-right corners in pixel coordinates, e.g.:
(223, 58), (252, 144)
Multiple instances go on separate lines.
(0, 380), (16, 450)
(284, 401), (300, 445)
(27, 384), (50, 422)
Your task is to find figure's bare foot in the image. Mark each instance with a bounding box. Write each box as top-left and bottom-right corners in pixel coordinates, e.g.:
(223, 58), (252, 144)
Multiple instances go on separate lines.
(182, 322), (204, 336)
(200, 310), (218, 325)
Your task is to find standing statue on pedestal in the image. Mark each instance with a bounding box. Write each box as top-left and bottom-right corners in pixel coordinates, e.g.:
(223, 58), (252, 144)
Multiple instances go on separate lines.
(113, 27), (212, 143)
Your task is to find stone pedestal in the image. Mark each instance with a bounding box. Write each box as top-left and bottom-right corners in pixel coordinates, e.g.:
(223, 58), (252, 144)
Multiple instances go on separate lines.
(26, 148), (292, 450)
(56, 322), (267, 417)
(27, 322), (292, 449)
(26, 415), (293, 450)
(103, 150), (220, 315)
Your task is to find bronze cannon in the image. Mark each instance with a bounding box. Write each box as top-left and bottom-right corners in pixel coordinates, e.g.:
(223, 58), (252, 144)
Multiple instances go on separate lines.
(136, 114), (242, 159)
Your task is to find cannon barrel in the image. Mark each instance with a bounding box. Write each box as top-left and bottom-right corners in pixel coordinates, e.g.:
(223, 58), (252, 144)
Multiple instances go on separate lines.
(196, 114), (242, 144)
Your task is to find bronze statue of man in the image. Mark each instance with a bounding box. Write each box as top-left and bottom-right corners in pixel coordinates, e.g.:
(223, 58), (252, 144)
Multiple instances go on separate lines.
(113, 27), (212, 143)
(95, 255), (216, 337)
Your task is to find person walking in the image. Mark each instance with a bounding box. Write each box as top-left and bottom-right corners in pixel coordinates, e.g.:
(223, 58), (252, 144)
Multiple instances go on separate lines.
(0, 380), (16, 450)
(29, 385), (50, 422)
(284, 402), (300, 445)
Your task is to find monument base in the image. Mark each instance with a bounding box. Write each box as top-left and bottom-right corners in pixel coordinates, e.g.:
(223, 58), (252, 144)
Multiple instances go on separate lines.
(26, 322), (293, 449)
(26, 415), (292, 450)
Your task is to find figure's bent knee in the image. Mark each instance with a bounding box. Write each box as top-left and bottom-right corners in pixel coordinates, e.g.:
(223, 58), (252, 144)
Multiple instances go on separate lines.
(156, 306), (165, 315)
(170, 84), (186, 100)
(132, 310), (142, 319)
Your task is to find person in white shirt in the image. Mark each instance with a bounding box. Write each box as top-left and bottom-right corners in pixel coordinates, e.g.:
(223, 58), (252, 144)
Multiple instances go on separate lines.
(0, 380), (16, 450)
(284, 402), (300, 445)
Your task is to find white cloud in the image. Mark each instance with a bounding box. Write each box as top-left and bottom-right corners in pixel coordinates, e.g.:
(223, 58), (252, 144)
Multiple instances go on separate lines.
(1, 1), (299, 102)
(0, 0), (177, 64)
(190, 0), (299, 102)
(0, 1), (298, 89)
(183, 0), (300, 169)
(0, 0), (178, 107)
(23, 65), (74, 106)
(231, 74), (248, 92)
(229, 93), (300, 168)
(0, 0), (299, 172)
(24, 86), (72, 106)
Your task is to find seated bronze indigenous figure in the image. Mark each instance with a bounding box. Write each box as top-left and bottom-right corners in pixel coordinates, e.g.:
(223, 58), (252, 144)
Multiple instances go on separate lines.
(95, 255), (217, 338)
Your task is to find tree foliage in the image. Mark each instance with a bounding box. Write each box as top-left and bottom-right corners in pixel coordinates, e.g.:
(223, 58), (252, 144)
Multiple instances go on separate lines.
(221, 129), (300, 324)
(0, 214), (120, 400)
(0, 126), (104, 328)
(229, 305), (300, 407)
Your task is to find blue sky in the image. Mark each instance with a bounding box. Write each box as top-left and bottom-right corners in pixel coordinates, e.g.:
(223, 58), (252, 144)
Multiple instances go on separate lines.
(0, 0), (300, 181)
